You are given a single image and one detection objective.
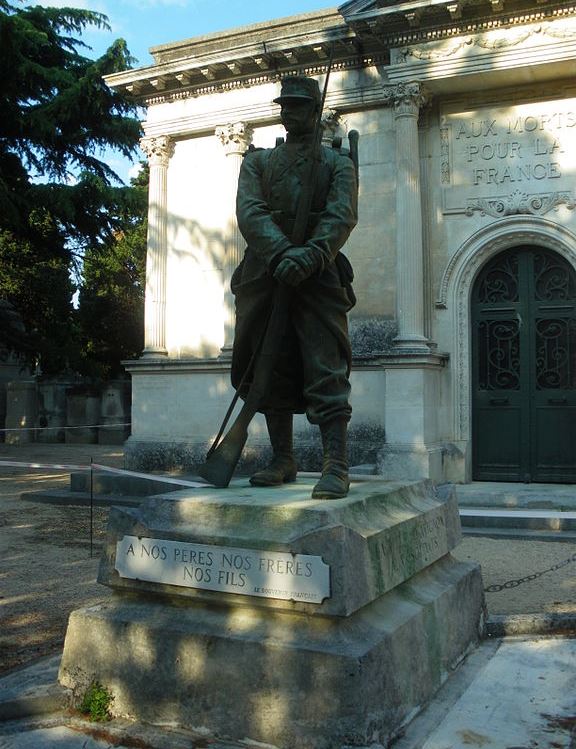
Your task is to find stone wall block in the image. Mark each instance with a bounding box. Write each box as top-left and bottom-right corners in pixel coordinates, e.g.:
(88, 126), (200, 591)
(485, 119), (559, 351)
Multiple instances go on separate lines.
(99, 381), (131, 445)
(36, 381), (72, 443)
(5, 381), (37, 444)
(65, 388), (100, 444)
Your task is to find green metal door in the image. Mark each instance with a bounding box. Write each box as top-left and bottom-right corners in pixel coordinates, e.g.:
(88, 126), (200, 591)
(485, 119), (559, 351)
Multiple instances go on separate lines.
(472, 247), (576, 482)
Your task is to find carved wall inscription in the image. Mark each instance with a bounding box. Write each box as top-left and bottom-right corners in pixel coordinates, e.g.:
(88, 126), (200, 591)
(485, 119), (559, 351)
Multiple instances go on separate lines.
(442, 99), (576, 216)
(369, 509), (450, 589)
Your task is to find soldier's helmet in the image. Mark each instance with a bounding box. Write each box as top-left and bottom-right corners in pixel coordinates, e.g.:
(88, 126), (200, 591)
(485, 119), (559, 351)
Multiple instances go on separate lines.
(273, 76), (321, 107)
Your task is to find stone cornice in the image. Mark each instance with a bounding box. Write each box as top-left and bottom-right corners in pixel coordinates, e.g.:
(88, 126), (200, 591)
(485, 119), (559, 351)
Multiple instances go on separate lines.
(104, 9), (376, 104)
(353, 352), (449, 369)
(342, 0), (576, 48)
(124, 352), (450, 377)
(124, 353), (449, 372)
(149, 9), (345, 65)
(123, 358), (231, 374)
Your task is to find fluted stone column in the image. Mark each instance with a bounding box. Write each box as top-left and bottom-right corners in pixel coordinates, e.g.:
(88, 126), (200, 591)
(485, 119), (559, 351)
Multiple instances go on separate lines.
(392, 83), (430, 351)
(140, 135), (175, 358)
(215, 122), (254, 357)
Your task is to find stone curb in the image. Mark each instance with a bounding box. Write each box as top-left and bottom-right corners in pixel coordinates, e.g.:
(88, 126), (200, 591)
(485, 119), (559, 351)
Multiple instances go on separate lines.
(19, 490), (141, 507)
(460, 508), (576, 532)
(0, 684), (67, 723)
(0, 656), (66, 723)
(486, 612), (576, 637)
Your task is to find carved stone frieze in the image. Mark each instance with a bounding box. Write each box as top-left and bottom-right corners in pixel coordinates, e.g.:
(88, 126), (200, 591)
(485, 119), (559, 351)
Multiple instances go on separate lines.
(140, 135), (175, 167)
(215, 122), (254, 155)
(465, 190), (576, 218)
(397, 18), (576, 63)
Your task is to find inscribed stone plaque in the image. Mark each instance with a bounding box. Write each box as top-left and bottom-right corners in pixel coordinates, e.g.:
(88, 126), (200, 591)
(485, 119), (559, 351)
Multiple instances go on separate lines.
(441, 97), (576, 216)
(115, 535), (330, 604)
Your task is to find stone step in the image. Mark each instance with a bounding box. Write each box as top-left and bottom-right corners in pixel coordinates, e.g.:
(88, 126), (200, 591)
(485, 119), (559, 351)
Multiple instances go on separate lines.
(459, 506), (576, 539)
(69, 470), (197, 497)
(453, 482), (576, 511)
(461, 526), (576, 541)
(20, 489), (141, 507)
(459, 507), (576, 531)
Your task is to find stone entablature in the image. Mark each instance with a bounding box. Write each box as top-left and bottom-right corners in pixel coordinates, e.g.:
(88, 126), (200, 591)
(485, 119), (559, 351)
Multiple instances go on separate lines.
(138, 75), (399, 139)
(104, 1), (575, 105)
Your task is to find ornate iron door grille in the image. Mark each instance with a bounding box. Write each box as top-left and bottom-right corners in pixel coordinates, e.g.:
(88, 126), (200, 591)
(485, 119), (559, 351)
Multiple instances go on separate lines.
(472, 247), (576, 482)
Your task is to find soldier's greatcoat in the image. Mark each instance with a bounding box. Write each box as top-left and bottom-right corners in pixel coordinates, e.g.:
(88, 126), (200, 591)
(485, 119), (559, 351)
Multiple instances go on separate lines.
(231, 132), (358, 423)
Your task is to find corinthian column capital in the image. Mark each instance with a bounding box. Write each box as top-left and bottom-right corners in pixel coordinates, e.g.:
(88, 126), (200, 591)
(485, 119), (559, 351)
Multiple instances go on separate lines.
(140, 135), (175, 167)
(215, 122), (254, 156)
(391, 82), (431, 117)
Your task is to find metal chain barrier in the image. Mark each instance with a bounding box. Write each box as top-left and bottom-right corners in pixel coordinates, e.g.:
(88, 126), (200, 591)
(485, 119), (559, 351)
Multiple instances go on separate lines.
(485, 552), (576, 593)
(0, 422), (131, 432)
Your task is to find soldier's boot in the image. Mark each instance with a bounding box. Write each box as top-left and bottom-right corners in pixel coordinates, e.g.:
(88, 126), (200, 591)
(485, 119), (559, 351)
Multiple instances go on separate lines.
(311, 418), (350, 500)
(250, 413), (297, 487)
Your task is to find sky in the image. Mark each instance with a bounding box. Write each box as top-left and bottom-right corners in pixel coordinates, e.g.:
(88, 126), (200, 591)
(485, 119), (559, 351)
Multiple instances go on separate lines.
(24, 0), (337, 181)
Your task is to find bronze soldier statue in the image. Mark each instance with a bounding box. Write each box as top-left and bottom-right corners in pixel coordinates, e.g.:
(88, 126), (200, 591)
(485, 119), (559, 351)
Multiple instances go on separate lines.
(230, 75), (358, 499)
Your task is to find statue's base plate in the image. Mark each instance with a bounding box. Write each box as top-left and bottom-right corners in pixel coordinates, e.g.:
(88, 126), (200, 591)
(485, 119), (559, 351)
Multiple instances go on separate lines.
(59, 554), (484, 749)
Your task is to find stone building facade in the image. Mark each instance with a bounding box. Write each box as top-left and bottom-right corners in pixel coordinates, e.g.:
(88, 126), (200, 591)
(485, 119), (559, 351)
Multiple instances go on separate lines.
(105, 0), (576, 484)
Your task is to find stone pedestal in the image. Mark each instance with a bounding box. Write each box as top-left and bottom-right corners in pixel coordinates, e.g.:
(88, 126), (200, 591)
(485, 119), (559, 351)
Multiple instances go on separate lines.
(377, 353), (450, 481)
(59, 479), (485, 748)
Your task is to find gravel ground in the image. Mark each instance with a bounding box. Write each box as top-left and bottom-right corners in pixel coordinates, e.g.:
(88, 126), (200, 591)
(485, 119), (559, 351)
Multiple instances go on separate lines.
(0, 445), (121, 675)
(1, 443), (575, 678)
(453, 536), (576, 616)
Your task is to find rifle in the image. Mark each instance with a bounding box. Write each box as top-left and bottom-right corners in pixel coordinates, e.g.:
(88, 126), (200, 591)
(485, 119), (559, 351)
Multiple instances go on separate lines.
(197, 59), (334, 488)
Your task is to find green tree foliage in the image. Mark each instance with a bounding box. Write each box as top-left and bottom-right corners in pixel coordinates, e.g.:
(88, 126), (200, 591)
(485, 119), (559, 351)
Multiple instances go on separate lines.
(0, 215), (76, 372)
(77, 165), (147, 378)
(0, 0), (142, 373)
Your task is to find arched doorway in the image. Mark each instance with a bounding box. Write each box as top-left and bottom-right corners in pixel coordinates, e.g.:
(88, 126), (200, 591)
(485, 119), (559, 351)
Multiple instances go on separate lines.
(471, 246), (576, 482)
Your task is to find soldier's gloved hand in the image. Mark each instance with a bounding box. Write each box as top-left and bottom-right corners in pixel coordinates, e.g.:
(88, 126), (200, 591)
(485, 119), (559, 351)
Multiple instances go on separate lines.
(273, 247), (321, 287)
